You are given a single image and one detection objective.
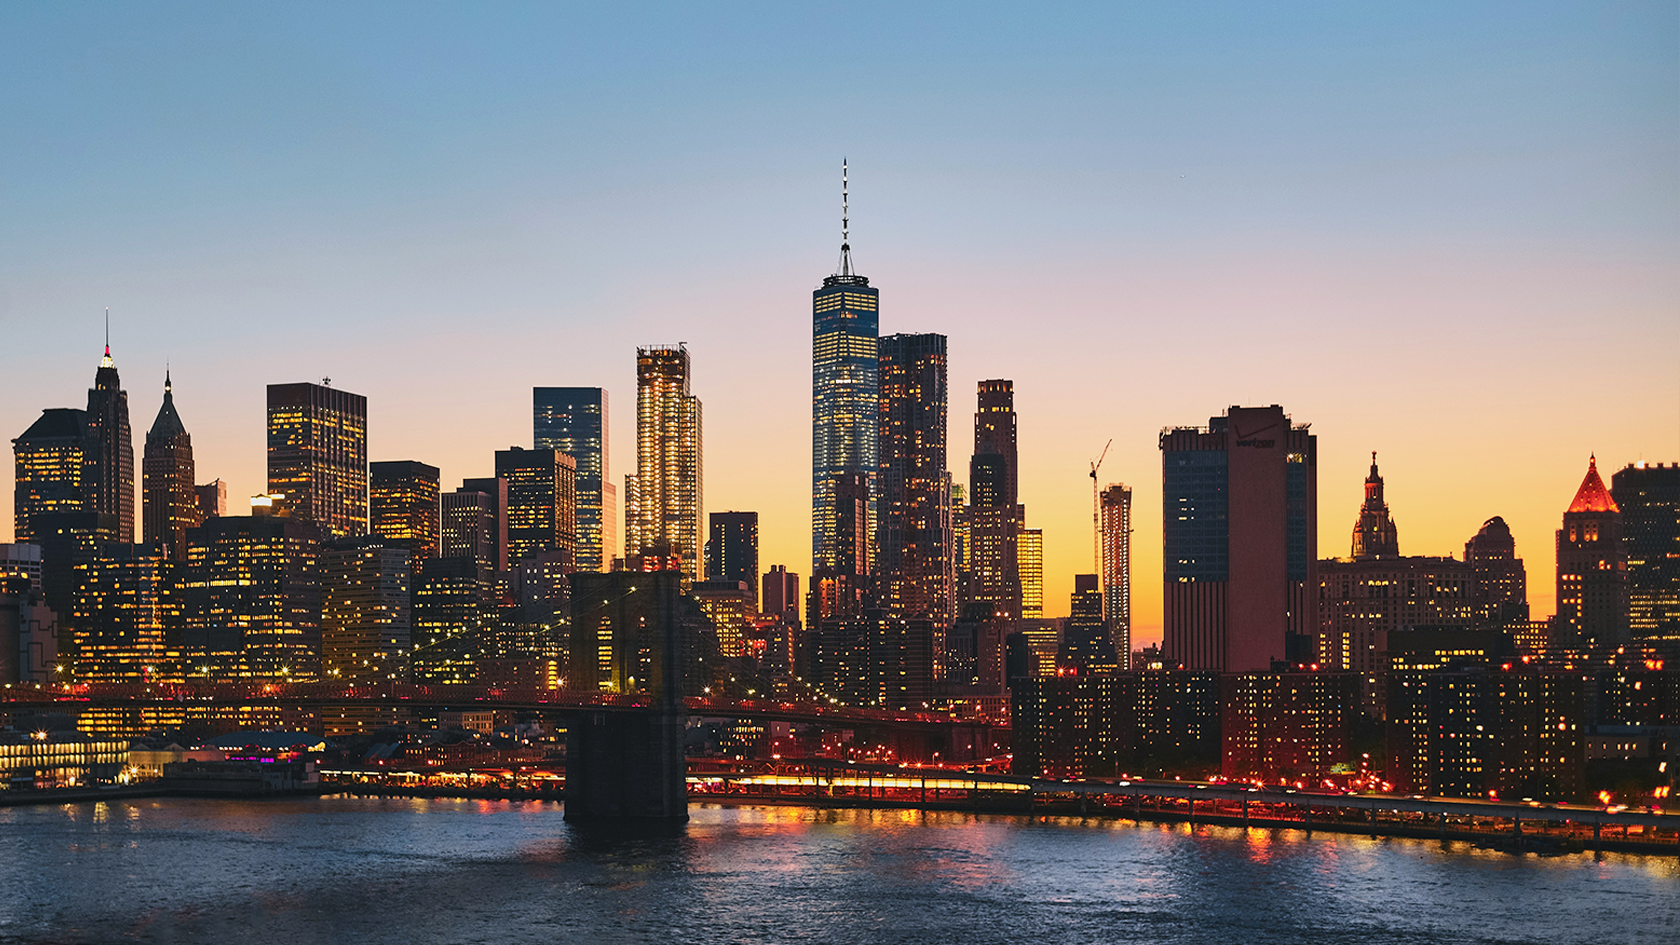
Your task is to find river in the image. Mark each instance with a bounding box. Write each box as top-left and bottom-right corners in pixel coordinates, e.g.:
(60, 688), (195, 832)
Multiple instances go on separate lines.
(0, 796), (1673, 944)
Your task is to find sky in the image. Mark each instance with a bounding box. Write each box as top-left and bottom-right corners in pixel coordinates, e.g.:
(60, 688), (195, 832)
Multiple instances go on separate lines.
(2, 2), (1676, 644)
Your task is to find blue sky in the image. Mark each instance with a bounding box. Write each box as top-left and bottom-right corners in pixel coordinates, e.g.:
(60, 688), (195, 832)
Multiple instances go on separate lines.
(3, 2), (1676, 630)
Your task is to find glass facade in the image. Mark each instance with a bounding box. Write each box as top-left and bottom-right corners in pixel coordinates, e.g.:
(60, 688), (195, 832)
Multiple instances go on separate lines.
(266, 383), (368, 539)
(1162, 449), (1228, 583)
(812, 278), (878, 575)
(533, 387), (612, 572)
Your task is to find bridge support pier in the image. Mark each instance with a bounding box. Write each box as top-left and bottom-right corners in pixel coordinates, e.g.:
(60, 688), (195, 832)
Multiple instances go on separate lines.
(564, 708), (688, 822)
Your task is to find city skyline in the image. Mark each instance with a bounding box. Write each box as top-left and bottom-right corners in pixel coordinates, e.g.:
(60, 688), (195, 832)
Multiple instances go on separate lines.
(4, 4), (1677, 645)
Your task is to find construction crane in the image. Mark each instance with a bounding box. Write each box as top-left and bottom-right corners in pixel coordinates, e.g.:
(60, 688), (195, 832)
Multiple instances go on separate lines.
(1089, 438), (1111, 575)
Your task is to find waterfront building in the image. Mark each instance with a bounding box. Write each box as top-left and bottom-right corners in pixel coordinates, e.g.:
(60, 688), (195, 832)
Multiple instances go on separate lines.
(1386, 666), (1586, 800)
(369, 461), (439, 577)
(1464, 516), (1530, 627)
(1554, 456), (1629, 648)
(1011, 670), (1222, 780)
(1059, 574), (1118, 674)
(495, 447), (577, 571)
(266, 382), (367, 538)
(1100, 483), (1132, 668)
(811, 615), (936, 709)
(969, 380), (1021, 621)
(533, 387), (615, 572)
(321, 537), (411, 681)
(1160, 405), (1317, 672)
(812, 166), (879, 582)
(624, 346), (703, 582)
(195, 479), (226, 520)
(1611, 462), (1679, 639)
(141, 373), (199, 562)
(705, 511), (759, 610)
(71, 543), (180, 684)
(181, 513), (322, 680)
(0, 731), (128, 790)
(1017, 527), (1043, 620)
(876, 332), (953, 624)
(12, 408), (89, 543)
(1220, 671), (1357, 782)
(83, 342), (135, 543)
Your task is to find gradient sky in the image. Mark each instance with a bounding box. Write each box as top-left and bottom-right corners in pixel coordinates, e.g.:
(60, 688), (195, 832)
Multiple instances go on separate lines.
(3, 2), (1676, 644)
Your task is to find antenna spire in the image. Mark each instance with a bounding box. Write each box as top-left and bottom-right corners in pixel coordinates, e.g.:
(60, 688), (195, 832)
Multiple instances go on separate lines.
(838, 158), (853, 277)
(100, 307), (115, 368)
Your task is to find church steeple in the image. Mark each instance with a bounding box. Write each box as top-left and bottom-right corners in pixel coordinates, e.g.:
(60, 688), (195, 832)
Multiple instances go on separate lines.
(1351, 451), (1400, 559)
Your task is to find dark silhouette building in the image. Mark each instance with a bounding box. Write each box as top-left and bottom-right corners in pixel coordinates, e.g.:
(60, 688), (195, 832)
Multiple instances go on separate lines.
(266, 382), (367, 539)
(1160, 405), (1317, 672)
(12, 408), (89, 543)
(83, 343), (135, 543)
(1059, 574), (1118, 673)
(1351, 453), (1399, 559)
(533, 387), (614, 572)
(969, 380), (1021, 621)
(705, 511), (759, 609)
(1465, 516), (1530, 627)
(1611, 462), (1679, 639)
(877, 333), (953, 624)
(142, 373), (199, 562)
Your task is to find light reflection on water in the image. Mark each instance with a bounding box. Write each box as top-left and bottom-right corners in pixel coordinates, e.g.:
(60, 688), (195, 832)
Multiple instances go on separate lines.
(0, 797), (1673, 944)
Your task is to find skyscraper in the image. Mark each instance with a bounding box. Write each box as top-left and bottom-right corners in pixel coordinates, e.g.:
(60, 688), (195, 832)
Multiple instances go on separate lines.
(181, 512), (322, 679)
(762, 565), (799, 620)
(1017, 527), (1043, 620)
(1465, 516), (1529, 627)
(812, 162), (879, 580)
(142, 372), (199, 562)
(369, 460), (440, 577)
(705, 511), (759, 609)
(1611, 462), (1679, 639)
(460, 476), (509, 573)
(441, 484), (502, 575)
(624, 345), (702, 582)
(1100, 483), (1132, 668)
(321, 537), (411, 681)
(495, 448), (577, 570)
(1555, 456), (1629, 648)
(266, 382), (368, 539)
(71, 543), (180, 684)
(12, 408), (88, 542)
(195, 480), (226, 520)
(1351, 453), (1399, 559)
(1058, 574), (1117, 674)
(969, 380), (1021, 620)
(83, 341), (135, 543)
(534, 387), (615, 572)
(1160, 405), (1317, 672)
(876, 332), (952, 623)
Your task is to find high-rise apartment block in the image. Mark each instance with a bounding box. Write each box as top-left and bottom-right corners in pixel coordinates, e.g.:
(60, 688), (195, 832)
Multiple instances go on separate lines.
(1100, 484), (1132, 668)
(1059, 574), (1117, 673)
(1611, 462), (1679, 639)
(625, 346), (702, 581)
(266, 382), (368, 539)
(1160, 405), (1317, 672)
(1554, 456), (1629, 648)
(142, 373), (200, 562)
(969, 380), (1021, 620)
(876, 333), (952, 623)
(84, 344), (135, 543)
(534, 387), (615, 572)
(495, 448), (577, 571)
(704, 511), (759, 609)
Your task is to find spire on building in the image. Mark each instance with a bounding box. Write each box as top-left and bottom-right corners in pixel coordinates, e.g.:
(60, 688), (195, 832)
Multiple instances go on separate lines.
(148, 371), (187, 440)
(1351, 451), (1399, 559)
(1567, 455), (1619, 514)
(837, 158), (854, 278)
(101, 306), (115, 369)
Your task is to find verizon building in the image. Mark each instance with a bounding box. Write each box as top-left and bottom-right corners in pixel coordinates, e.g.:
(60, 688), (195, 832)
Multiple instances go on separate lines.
(1160, 405), (1317, 672)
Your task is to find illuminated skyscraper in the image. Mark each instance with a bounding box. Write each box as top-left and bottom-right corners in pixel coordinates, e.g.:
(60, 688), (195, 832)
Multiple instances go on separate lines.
(1611, 462), (1680, 639)
(534, 387), (615, 572)
(812, 162), (879, 579)
(1160, 405), (1317, 672)
(705, 511), (759, 609)
(1555, 456), (1629, 647)
(877, 333), (952, 623)
(1100, 483), (1132, 668)
(321, 537), (411, 681)
(969, 380), (1021, 620)
(266, 382), (367, 539)
(142, 373), (199, 562)
(84, 341), (135, 543)
(442, 484), (502, 575)
(181, 513), (322, 680)
(495, 448), (577, 570)
(12, 408), (88, 542)
(1351, 453), (1399, 559)
(1059, 574), (1117, 673)
(71, 543), (180, 683)
(1017, 527), (1043, 620)
(369, 460), (439, 580)
(624, 345), (702, 582)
